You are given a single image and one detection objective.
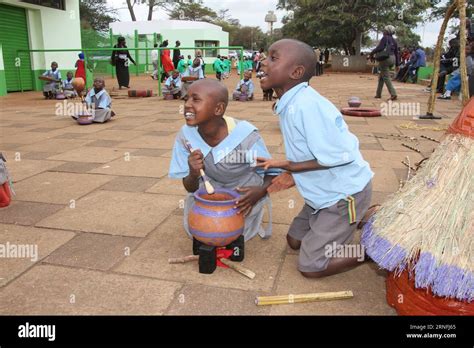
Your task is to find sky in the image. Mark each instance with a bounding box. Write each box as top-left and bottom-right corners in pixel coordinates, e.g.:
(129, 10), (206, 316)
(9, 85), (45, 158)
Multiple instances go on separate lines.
(106, 0), (451, 48)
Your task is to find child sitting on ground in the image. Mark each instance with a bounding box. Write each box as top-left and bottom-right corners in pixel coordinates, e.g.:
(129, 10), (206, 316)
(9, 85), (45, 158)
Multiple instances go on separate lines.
(76, 77), (114, 123)
(62, 71), (77, 98)
(233, 70), (254, 101)
(169, 79), (281, 241)
(41, 61), (61, 99)
(257, 39), (374, 278)
(181, 58), (204, 99)
(163, 70), (182, 99)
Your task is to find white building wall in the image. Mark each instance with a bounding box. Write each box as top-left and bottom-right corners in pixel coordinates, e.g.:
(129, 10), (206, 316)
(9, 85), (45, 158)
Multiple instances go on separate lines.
(0, 0), (82, 70)
(110, 20), (230, 61)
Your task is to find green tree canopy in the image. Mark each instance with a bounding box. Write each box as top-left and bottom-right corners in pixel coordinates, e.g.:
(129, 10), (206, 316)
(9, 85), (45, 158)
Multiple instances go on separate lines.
(79, 0), (117, 32)
(277, 0), (439, 54)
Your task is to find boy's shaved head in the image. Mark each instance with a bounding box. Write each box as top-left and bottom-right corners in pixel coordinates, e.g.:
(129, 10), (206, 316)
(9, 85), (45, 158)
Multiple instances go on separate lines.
(192, 79), (229, 108)
(277, 39), (317, 82)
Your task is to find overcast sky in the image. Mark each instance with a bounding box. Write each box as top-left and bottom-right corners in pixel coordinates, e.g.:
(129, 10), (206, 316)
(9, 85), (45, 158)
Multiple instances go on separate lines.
(107, 0), (449, 48)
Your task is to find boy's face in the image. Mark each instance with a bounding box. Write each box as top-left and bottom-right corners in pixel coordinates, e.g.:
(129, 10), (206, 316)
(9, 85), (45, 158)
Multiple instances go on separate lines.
(172, 71), (179, 79)
(244, 72), (251, 81)
(259, 41), (298, 91)
(183, 84), (224, 127)
(67, 72), (73, 80)
(51, 63), (58, 71)
(93, 79), (104, 90)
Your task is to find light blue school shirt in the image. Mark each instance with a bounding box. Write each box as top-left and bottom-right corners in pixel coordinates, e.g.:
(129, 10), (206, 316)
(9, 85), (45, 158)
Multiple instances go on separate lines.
(183, 66), (204, 79)
(169, 117), (280, 179)
(236, 79), (255, 96)
(275, 82), (373, 210)
(165, 75), (182, 88)
(85, 88), (111, 109)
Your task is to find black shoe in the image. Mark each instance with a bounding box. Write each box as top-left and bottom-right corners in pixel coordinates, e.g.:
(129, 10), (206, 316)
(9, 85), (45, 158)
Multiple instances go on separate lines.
(374, 95), (382, 99)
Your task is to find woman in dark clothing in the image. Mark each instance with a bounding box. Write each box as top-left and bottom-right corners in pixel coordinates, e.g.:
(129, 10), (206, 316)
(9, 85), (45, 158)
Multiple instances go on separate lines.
(111, 37), (136, 89)
(370, 25), (399, 101)
(172, 40), (181, 69)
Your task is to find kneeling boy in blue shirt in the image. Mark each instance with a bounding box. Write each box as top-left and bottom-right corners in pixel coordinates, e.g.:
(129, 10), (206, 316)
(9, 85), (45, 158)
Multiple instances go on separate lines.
(257, 39), (374, 278)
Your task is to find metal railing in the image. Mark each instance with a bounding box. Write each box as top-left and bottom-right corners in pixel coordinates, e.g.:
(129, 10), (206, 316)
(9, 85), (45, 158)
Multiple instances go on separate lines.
(16, 46), (245, 96)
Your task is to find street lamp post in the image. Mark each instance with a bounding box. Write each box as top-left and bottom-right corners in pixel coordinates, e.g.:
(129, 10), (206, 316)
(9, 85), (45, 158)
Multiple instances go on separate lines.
(265, 10), (277, 36)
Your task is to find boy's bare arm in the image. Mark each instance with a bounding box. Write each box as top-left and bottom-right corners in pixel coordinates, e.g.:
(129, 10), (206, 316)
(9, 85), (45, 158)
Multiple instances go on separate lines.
(183, 174), (200, 193)
(183, 150), (204, 192)
(256, 158), (328, 173)
(235, 175), (273, 216)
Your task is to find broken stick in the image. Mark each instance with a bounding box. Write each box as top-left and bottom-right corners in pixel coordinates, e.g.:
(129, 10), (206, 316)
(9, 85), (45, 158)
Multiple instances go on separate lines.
(402, 143), (422, 153)
(168, 255), (199, 264)
(220, 258), (256, 280)
(255, 290), (354, 306)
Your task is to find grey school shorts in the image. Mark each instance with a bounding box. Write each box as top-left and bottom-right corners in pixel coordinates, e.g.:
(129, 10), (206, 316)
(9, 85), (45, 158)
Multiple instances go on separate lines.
(288, 181), (372, 273)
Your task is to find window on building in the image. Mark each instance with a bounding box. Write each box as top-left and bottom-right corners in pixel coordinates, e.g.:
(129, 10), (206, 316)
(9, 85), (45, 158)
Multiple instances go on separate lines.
(21, 0), (66, 10)
(195, 41), (219, 58)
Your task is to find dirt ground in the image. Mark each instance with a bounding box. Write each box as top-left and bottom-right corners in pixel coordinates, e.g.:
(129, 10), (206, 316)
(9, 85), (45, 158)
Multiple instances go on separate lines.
(0, 71), (461, 315)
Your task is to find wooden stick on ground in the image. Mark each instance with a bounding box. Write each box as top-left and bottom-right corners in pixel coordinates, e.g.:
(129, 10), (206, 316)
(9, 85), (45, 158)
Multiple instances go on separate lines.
(256, 291), (354, 306)
(220, 258), (256, 279)
(402, 143), (422, 153)
(168, 255), (199, 264)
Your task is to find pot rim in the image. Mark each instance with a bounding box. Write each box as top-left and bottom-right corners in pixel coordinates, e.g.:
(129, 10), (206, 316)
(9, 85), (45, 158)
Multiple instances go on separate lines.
(193, 188), (239, 206)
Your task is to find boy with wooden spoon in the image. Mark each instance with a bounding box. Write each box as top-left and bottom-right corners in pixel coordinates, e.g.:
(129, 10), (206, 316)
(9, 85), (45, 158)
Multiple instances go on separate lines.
(169, 79), (280, 241)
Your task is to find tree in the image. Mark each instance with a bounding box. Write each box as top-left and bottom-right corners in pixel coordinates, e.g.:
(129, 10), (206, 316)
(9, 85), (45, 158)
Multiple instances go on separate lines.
(124, 0), (137, 21)
(79, 0), (117, 32)
(123, 0), (174, 21)
(168, 1), (217, 21)
(278, 0), (438, 55)
(395, 25), (422, 48)
(229, 26), (268, 50)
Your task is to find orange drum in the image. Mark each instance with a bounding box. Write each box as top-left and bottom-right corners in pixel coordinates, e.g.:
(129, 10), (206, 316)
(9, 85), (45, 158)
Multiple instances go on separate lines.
(386, 270), (474, 315)
(341, 107), (382, 117)
(188, 189), (244, 247)
(128, 90), (153, 98)
(72, 77), (85, 94)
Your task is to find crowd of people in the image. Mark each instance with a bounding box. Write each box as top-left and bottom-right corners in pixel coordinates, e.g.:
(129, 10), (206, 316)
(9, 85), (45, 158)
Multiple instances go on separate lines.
(369, 23), (474, 101)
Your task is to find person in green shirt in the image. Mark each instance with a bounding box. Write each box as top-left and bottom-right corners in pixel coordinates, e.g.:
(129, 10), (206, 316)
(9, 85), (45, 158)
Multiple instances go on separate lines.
(177, 55), (187, 74)
(213, 55), (224, 80)
(223, 57), (231, 79)
(245, 58), (253, 72)
(187, 55), (193, 68)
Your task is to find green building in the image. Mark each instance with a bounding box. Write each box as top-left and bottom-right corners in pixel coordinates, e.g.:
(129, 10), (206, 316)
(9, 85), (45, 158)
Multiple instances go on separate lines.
(0, 0), (82, 96)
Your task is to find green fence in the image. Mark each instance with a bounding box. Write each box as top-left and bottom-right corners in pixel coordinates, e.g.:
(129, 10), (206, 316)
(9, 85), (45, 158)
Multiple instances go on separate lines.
(17, 45), (245, 96)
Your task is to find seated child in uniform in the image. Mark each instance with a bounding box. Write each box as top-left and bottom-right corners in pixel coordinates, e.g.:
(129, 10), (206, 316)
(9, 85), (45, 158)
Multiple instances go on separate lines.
(163, 70), (182, 99)
(181, 58), (204, 99)
(233, 70), (254, 101)
(42, 61), (61, 99)
(62, 71), (77, 99)
(169, 79), (281, 241)
(257, 39), (374, 278)
(75, 77), (114, 123)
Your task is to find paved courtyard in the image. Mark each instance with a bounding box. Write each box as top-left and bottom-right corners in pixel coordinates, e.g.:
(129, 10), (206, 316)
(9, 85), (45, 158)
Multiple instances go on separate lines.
(0, 72), (461, 315)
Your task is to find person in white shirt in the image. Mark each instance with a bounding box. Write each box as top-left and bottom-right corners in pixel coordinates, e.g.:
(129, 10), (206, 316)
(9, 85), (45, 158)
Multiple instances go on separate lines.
(151, 44), (159, 80)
